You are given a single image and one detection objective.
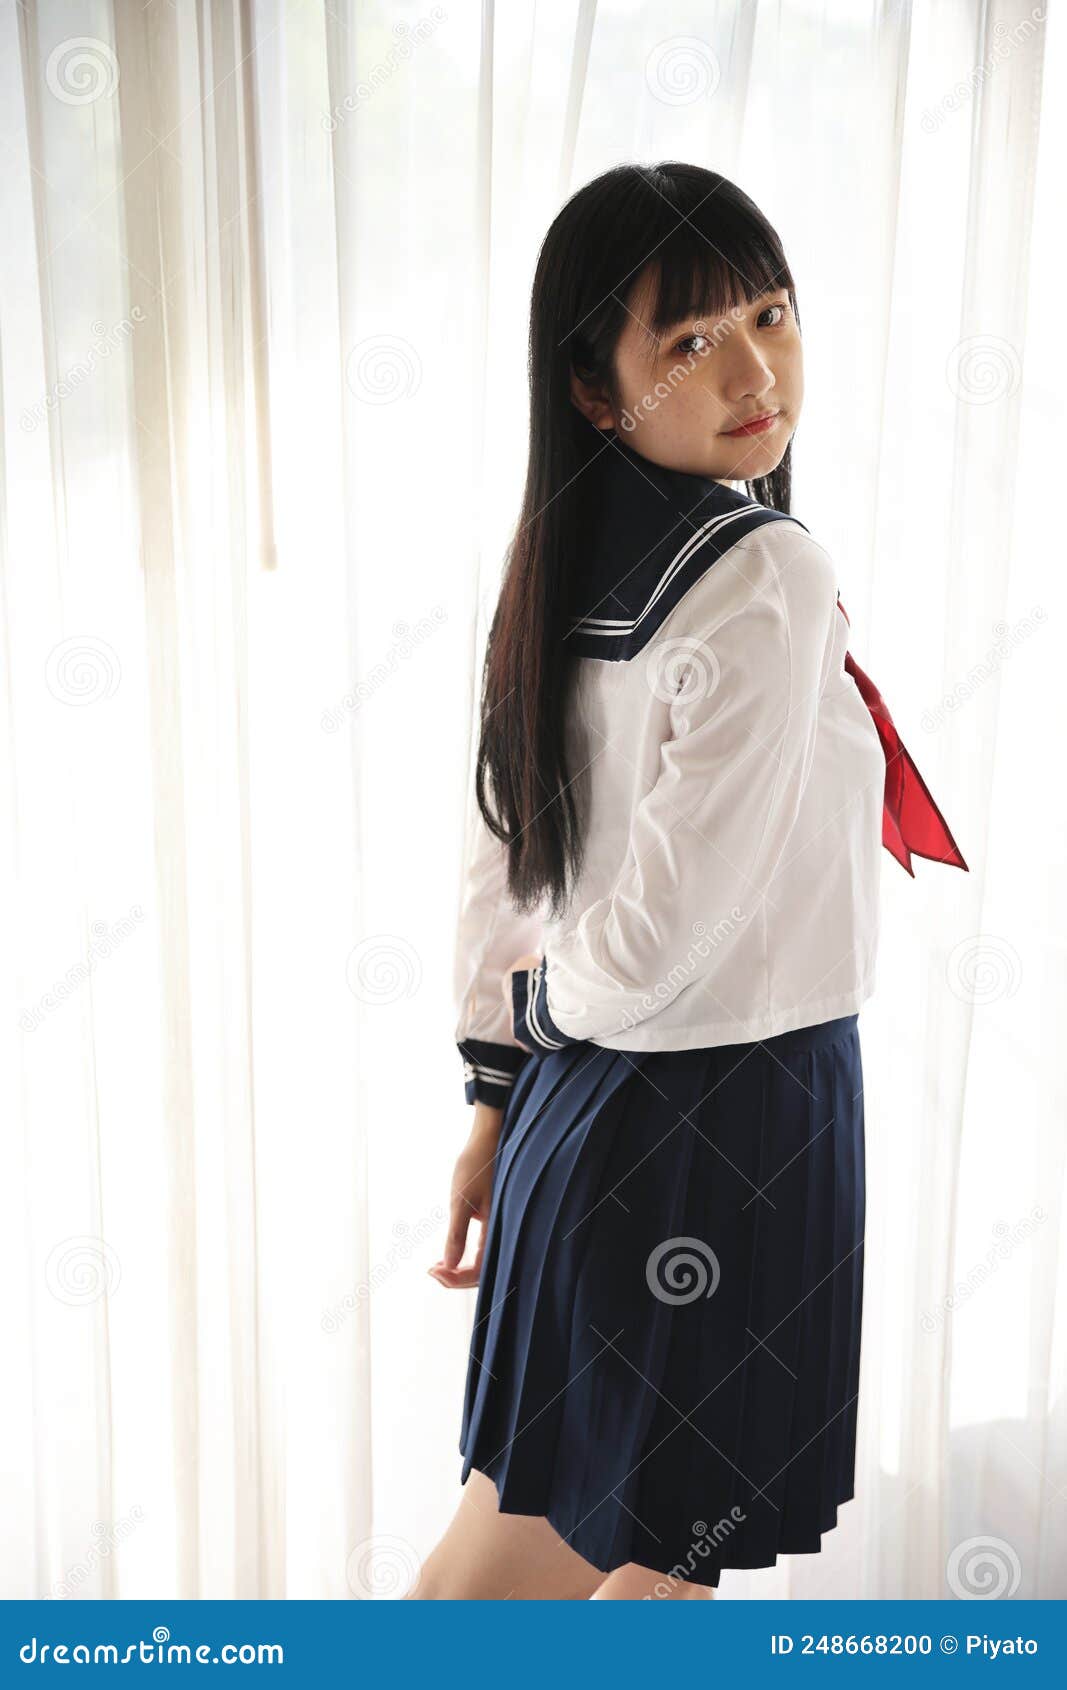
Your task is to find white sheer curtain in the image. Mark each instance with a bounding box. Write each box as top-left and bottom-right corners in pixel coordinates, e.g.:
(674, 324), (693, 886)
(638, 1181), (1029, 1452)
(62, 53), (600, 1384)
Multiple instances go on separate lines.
(0, 0), (1060, 1600)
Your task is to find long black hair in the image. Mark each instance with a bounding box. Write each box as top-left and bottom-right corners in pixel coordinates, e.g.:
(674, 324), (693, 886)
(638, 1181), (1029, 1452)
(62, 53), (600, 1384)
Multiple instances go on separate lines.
(476, 161), (799, 917)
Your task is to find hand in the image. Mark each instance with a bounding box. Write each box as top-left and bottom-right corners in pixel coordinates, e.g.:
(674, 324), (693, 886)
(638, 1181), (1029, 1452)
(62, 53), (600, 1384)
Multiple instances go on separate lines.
(427, 1107), (503, 1290)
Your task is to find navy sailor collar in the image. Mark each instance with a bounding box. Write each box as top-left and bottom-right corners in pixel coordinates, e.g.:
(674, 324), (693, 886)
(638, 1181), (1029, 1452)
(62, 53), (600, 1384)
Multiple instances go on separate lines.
(565, 437), (807, 661)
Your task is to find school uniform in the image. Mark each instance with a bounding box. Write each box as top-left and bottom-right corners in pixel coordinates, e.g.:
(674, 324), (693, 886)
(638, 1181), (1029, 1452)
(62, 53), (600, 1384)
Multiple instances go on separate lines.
(452, 437), (967, 1586)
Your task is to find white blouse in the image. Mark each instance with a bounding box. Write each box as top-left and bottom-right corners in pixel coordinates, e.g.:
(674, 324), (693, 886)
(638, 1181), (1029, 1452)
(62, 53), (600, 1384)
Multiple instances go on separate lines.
(453, 443), (888, 1107)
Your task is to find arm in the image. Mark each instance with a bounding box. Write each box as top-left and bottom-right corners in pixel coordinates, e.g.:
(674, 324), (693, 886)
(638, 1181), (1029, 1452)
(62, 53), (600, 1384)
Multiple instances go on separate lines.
(453, 771), (544, 1105)
(512, 524), (841, 1048)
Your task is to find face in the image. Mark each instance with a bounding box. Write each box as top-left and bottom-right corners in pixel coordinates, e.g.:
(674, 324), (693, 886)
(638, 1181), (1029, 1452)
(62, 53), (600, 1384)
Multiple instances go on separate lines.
(571, 265), (803, 483)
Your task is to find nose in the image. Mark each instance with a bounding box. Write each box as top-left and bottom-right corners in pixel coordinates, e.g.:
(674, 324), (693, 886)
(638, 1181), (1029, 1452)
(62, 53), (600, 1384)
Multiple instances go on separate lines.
(719, 331), (777, 405)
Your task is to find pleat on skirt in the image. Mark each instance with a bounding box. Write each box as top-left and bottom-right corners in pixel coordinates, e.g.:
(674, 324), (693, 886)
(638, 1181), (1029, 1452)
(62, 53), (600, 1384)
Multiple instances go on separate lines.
(458, 1013), (865, 1587)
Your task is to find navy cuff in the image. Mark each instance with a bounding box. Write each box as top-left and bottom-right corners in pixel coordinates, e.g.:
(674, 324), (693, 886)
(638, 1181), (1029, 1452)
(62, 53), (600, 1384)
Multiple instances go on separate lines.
(458, 1037), (531, 1107)
(510, 955), (583, 1053)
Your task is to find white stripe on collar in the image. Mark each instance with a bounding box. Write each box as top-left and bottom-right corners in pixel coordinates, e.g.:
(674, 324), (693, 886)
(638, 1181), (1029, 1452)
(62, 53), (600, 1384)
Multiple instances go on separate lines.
(570, 505), (787, 637)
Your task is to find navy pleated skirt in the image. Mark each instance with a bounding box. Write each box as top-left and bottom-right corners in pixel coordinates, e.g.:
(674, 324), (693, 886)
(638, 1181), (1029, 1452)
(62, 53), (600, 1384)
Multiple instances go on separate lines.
(458, 1012), (865, 1587)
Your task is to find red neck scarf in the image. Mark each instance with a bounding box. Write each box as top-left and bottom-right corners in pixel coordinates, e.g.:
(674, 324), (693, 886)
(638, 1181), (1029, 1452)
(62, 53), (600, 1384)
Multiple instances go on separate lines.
(837, 596), (969, 878)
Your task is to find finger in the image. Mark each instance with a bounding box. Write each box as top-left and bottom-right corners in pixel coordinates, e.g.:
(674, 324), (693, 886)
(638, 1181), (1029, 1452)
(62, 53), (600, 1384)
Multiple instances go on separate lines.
(442, 1190), (473, 1269)
(428, 1263), (481, 1289)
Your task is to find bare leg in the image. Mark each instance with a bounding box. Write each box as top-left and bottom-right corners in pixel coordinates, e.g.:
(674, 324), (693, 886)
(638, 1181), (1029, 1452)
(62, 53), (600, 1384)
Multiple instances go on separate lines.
(591, 1562), (715, 1600)
(408, 1469), (605, 1600)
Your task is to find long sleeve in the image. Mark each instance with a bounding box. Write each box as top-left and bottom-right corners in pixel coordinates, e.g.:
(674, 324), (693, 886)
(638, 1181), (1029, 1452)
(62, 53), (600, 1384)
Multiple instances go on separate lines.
(512, 526), (842, 1049)
(453, 770), (545, 1105)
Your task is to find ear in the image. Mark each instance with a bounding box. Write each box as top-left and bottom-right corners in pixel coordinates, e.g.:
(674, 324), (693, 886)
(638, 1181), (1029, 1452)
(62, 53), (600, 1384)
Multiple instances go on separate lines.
(570, 364), (617, 432)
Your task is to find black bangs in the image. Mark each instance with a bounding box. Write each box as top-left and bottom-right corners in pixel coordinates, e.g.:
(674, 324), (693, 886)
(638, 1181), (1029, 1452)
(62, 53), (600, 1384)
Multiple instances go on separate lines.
(623, 165), (795, 345)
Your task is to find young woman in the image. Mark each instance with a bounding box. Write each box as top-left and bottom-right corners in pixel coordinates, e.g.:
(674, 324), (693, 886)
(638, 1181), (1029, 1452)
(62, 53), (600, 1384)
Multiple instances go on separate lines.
(419, 162), (967, 1601)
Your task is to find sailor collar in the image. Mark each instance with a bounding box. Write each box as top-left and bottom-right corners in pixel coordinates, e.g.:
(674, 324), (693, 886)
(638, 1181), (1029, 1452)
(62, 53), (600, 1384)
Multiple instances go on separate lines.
(564, 436), (806, 662)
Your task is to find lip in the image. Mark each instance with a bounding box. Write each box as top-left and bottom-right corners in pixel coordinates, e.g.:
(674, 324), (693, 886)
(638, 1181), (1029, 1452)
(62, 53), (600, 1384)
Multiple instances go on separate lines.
(722, 410), (780, 437)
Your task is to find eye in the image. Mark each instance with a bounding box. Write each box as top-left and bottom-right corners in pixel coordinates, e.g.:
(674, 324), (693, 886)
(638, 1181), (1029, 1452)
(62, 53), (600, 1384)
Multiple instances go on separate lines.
(757, 301), (790, 328)
(672, 330), (713, 359)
